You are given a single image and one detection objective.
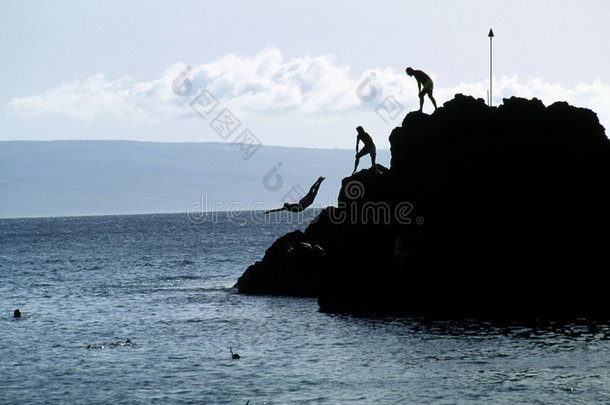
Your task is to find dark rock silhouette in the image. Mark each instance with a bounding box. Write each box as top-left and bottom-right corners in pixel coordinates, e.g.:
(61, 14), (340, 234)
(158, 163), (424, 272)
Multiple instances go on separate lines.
(236, 94), (610, 320)
(235, 231), (327, 296)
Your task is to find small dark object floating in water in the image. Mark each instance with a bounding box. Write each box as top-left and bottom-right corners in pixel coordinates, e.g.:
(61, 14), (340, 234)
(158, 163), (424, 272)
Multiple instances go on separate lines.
(230, 348), (240, 359)
(13, 309), (21, 318)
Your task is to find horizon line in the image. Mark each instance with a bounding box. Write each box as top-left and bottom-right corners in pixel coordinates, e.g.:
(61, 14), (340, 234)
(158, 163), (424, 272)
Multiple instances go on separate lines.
(0, 139), (392, 151)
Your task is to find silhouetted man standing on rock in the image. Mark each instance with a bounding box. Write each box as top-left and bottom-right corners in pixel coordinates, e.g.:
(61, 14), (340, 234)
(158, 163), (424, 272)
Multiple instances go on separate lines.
(353, 126), (377, 174)
(406, 67), (437, 112)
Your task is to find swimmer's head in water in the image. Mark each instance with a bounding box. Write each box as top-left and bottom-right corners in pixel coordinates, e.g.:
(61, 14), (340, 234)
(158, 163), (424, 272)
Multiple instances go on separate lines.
(13, 309), (21, 318)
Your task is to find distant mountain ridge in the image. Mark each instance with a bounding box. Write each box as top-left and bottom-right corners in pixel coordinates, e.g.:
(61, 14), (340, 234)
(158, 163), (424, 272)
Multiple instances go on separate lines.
(0, 140), (389, 218)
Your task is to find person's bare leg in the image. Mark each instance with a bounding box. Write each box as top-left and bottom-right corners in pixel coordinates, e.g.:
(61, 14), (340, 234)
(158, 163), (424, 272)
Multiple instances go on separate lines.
(264, 206), (287, 214)
(429, 92), (437, 110)
(353, 156), (360, 174)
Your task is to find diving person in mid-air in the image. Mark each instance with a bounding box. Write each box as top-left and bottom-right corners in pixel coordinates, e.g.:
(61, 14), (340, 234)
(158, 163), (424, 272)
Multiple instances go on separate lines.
(264, 176), (325, 214)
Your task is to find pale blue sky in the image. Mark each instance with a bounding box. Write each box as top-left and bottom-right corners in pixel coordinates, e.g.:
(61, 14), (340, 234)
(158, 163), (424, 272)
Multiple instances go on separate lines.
(2, 0), (609, 148)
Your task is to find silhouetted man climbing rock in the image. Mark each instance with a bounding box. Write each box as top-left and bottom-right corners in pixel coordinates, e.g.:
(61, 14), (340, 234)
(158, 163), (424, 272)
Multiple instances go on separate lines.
(406, 67), (437, 112)
(265, 176), (325, 214)
(353, 126), (377, 174)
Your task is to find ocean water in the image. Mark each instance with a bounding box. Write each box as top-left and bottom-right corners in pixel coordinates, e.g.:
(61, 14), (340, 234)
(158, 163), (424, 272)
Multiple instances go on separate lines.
(2, 212), (610, 405)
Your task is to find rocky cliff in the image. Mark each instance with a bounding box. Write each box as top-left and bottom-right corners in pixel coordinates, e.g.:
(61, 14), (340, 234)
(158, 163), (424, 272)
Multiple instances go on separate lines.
(236, 94), (610, 320)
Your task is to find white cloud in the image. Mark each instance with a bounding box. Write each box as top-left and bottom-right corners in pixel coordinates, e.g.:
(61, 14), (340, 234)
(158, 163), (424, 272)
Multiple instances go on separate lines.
(187, 47), (362, 113)
(5, 72), (184, 123)
(5, 47), (610, 133)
